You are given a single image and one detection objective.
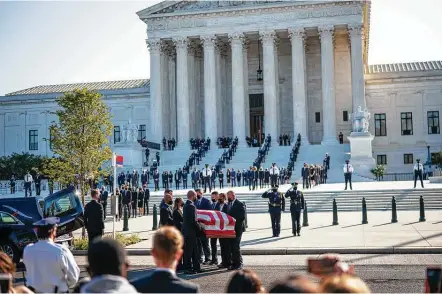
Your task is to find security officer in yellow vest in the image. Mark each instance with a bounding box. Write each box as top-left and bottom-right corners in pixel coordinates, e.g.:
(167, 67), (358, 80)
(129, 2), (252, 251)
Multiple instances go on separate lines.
(285, 182), (305, 236)
(261, 185), (285, 237)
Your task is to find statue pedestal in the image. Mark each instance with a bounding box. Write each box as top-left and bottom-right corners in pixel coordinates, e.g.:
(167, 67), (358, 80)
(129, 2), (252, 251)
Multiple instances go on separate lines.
(113, 142), (144, 172)
(347, 132), (376, 177)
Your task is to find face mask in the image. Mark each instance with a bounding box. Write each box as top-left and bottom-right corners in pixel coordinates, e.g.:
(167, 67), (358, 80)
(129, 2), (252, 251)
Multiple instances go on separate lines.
(218, 199), (224, 204)
(180, 203), (184, 207)
(228, 198), (233, 202)
(272, 189), (278, 192)
(197, 195), (202, 199)
(212, 199), (217, 203)
(167, 200), (173, 205)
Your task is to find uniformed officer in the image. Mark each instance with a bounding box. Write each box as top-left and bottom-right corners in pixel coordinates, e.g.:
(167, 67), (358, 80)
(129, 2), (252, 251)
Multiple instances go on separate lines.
(23, 217), (80, 293)
(413, 159), (424, 188)
(261, 185), (285, 237)
(285, 182), (305, 236)
(203, 164), (212, 193)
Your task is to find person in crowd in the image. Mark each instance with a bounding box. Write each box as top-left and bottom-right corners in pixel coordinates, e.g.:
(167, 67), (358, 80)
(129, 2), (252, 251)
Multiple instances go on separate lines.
(84, 189), (105, 245)
(414, 158), (424, 188)
(325, 153), (331, 170)
(160, 193), (174, 227)
(80, 238), (137, 293)
(285, 182), (304, 236)
(218, 169), (224, 189)
(262, 185), (285, 237)
(115, 187), (122, 221)
(211, 168), (217, 189)
(226, 169), (231, 188)
(209, 191), (220, 265)
(137, 187), (144, 216)
(217, 193), (230, 268)
(301, 163), (310, 189)
(343, 160), (354, 190)
(269, 163), (279, 187)
(182, 190), (203, 274)
(226, 269), (265, 293)
(182, 168), (188, 189)
(122, 185), (131, 217)
(132, 227), (199, 293)
(153, 169), (160, 191)
(338, 132), (344, 144)
(131, 187), (138, 218)
(24, 217), (80, 293)
(9, 174), (16, 194)
(226, 191), (246, 270)
(194, 189), (211, 263)
(319, 274), (370, 293)
(264, 168), (270, 188)
(34, 172), (42, 196)
(24, 171), (33, 197)
(269, 275), (319, 293)
(173, 197), (184, 232)
(99, 186), (109, 220)
(143, 184), (150, 215)
(0, 252), (33, 293)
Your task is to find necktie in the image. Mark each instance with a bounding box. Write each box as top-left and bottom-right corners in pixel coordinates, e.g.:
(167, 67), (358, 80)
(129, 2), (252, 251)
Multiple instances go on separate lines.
(347, 164), (349, 173)
(418, 164), (420, 171)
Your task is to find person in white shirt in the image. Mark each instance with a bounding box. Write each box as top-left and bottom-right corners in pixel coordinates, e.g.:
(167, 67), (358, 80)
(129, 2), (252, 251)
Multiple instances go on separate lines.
(203, 164), (212, 193)
(413, 159), (424, 188)
(269, 163), (280, 187)
(23, 217), (80, 293)
(23, 171), (33, 197)
(343, 160), (354, 190)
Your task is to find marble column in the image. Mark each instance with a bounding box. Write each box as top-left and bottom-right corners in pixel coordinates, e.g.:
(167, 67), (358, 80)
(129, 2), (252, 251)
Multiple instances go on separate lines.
(146, 38), (163, 144)
(243, 41), (250, 137)
(202, 35), (218, 143)
(260, 30), (278, 140)
(173, 36), (190, 145)
(289, 27), (308, 143)
(319, 25), (338, 145)
(229, 32), (246, 144)
(160, 48), (170, 139)
(215, 43), (224, 137)
(348, 24), (366, 113)
(168, 55), (177, 140)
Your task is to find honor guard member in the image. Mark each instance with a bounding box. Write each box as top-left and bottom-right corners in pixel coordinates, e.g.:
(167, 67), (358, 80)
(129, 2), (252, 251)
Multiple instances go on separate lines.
(23, 217), (80, 293)
(413, 159), (425, 188)
(285, 182), (305, 236)
(203, 164), (212, 193)
(343, 160), (354, 190)
(261, 185), (285, 237)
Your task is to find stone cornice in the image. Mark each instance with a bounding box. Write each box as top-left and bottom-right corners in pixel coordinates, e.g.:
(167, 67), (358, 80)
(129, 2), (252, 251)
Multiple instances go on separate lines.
(144, 2), (363, 33)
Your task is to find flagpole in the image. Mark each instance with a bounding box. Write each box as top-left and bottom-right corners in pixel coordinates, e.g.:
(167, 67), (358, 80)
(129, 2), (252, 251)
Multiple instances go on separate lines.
(112, 152), (117, 239)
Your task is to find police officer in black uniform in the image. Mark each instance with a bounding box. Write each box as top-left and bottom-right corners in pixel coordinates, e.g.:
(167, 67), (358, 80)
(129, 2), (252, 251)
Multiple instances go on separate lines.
(285, 182), (304, 236)
(261, 185), (285, 237)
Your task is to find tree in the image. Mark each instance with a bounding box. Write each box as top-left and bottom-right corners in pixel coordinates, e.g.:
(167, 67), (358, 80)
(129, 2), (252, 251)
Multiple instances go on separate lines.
(371, 165), (386, 181)
(0, 153), (46, 180)
(432, 151), (442, 169)
(47, 88), (113, 205)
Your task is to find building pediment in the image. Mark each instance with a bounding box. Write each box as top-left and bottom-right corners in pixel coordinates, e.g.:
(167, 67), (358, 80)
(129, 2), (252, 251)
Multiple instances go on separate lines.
(137, 0), (319, 18)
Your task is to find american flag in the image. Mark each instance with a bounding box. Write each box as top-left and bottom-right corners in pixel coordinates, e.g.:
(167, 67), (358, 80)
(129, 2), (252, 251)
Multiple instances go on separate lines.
(197, 210), (236, 238)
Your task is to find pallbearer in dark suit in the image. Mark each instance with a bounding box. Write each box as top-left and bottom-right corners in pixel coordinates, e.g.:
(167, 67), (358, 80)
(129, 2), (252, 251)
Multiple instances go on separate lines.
(285, 182), (304, 236)
(217, 193), (231, 269)
(131, 227), (199, 293)
(182, 190), (202, 274)
(226, 190), (246, 270)
(143, 184), (150, 215)
(84, 189), (105, 245)
(209, 191), (220, 265)
(173, 197), (184, 272)
(160, 193), (174, 227)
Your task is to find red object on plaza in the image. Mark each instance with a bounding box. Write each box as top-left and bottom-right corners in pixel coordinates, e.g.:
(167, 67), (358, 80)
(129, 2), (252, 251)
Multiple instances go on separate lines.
(197, 210), (236, 238)
(116, 155), (123, 167)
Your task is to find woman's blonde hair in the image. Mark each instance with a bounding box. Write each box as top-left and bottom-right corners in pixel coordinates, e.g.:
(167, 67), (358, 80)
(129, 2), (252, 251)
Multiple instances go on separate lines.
(319, 274), (370, 293)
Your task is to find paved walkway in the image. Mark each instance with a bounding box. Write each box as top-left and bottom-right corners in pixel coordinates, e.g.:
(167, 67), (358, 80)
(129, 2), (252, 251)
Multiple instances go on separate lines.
(78, 210), (442, 251)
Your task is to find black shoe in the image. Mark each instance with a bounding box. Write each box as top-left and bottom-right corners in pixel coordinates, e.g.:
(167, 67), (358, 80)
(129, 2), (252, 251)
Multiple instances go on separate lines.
(202, 260), (211, 265)
(298, 232), (301, 236)
(228, 265), (243, 271)
(293, 233), (297, 236)
(209, 260), (218, 265)
(218, 264), (229, 269)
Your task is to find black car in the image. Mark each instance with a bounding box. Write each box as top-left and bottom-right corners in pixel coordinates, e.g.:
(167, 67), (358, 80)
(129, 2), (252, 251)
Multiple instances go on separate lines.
(0, 186), (84, 263)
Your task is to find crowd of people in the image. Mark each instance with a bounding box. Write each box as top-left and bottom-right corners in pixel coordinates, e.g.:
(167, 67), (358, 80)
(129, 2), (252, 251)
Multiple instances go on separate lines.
(301, 153), (330, 189)
(278, 134), (291, 146)
(162, 137), (177, 150)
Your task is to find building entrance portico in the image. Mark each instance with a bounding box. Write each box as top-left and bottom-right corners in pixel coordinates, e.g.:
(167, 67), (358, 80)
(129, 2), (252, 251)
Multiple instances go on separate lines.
(249, 93), (264, 144)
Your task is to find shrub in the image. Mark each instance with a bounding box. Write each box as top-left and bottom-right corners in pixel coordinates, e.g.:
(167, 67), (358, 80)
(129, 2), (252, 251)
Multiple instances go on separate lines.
(371, 165), (386, 180)
(72, 233), (141, 250)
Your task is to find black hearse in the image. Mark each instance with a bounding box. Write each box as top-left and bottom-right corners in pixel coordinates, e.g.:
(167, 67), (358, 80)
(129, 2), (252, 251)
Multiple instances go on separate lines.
(0, 186), (84, 263)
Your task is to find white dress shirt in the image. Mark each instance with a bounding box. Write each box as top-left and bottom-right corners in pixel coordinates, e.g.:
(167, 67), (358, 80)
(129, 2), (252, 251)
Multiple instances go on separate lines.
(343, 164), (354, 174)
(23, 240), (80, 293)
(413, 163), (424, 171)
(270, 166), (279, 176)
(24, 174), (33, 182)
(203, 168), (212, 177)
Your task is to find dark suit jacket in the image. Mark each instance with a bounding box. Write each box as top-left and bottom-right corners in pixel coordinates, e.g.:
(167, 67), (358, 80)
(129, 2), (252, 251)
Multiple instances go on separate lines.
(195, 197), (212, 210)
(84, 199), (104, 234)
(160, 204), (174, 227)
(182, 200), (201, 238)
(131, 270), (198, 293)
(227, 199), (246, 235)
(173, 209), (183, 232)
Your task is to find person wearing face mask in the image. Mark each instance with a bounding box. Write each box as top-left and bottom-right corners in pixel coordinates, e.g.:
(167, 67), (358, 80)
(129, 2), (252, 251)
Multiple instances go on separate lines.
(285, 182), (305, 236)
(182, 190), (203, 274)
(217, 193), (230, 269)
(226, 191), (246, 270)
(194, 189), (212, 264)
(160, 193), (174, 227)
(262, 185), (285, 237)
(209, 192), (220, 265)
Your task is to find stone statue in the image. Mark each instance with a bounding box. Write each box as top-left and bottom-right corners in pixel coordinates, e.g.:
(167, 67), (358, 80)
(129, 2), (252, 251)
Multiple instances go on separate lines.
(120, 120), (139, 143)
(351, 106), (371, 133)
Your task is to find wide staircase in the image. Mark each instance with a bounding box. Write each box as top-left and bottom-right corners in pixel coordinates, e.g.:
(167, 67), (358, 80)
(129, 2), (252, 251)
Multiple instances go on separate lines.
(223, 146), (260, 171)
(192, 147), (227, 170)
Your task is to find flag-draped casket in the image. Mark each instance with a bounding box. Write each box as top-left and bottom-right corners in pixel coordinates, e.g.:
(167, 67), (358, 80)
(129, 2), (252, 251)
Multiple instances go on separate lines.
(197, 210), (236, 238)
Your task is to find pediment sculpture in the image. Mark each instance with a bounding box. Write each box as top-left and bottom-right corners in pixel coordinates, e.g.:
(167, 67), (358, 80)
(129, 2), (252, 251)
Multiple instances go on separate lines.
(121, 120), (139, 143)
(350, 106), (371, 133)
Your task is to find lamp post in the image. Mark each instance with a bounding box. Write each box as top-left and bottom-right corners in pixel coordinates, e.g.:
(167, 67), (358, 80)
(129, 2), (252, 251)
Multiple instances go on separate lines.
(257, 39), (263, 81)
(426, 145), (432, 177)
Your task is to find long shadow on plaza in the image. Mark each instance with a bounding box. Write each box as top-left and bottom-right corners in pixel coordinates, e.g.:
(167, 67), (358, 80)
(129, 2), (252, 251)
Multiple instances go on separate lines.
(241, 235), (293, 246)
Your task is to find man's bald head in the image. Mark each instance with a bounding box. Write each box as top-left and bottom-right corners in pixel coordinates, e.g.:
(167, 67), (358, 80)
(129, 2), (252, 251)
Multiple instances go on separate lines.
(187, 190), (196, 201)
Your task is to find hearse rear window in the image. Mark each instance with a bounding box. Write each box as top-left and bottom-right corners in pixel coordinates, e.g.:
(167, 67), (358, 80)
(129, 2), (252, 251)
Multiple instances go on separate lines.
(44, 192), (78, 218)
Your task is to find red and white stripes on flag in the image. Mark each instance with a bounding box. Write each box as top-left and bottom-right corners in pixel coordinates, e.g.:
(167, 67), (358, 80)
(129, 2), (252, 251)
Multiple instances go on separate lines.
(197, 210), (236, 239)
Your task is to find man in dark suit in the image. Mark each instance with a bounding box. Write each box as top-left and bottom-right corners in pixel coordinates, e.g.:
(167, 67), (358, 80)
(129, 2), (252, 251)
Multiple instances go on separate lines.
(160, 193), (174, 227)
(100, 186), (109, 220)
(131, 227), (199, 293)
(209, 191), (220, 265)
(217, 193), (230, 268)
(194, 189), (211, 264)
(84, 189), (105, 245)
(226, 190), (246, 270)
(143, 184), (150, 215)
(301, 163), (309, 189)
(182, 190), (202, 274)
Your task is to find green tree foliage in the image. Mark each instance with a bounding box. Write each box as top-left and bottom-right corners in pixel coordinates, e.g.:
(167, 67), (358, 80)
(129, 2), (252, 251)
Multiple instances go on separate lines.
(432, 151), (442, 169)
(371, 165), (386, 181)
(0, 153), (45, 180)
(46, 89), (113, 204)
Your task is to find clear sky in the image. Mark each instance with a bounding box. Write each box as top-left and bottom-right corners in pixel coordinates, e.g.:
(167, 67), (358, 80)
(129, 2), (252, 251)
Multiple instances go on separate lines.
(0, 0), (442, 96)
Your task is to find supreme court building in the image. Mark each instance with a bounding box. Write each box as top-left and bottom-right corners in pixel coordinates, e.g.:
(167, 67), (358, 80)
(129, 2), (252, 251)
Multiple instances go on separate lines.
(0, 0), (441, 172)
